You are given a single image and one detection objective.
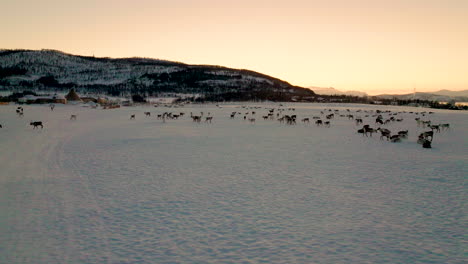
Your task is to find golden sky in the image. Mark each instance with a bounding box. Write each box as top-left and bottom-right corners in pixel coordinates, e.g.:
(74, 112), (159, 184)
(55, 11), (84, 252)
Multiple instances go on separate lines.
(2, 0), (467, 95)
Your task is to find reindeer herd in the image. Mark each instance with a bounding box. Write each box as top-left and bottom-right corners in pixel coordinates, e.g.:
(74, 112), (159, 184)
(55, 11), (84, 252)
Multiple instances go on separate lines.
(1, 106), (82, 130)
(1, 104), (454, 149)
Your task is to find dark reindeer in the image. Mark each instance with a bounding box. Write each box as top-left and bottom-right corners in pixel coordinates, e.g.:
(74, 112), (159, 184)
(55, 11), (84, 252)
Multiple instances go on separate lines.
(130, 114), (135, 120)
(192, 116), (202, 122)
(420, 131), (434, 141)
(70, 115), (77, 120)
(30, 121), (43, 129)
(362, 125), (376, 137)
(377, 128), (391, 140)
(389, 134), (401, 142)
(430, 125), (440, 133)
(397, 130), (408, 138)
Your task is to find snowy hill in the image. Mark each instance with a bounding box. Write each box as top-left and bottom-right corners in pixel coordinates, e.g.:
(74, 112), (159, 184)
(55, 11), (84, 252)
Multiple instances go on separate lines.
(0, 49), (314, 101)
(309, 86), (368, 97)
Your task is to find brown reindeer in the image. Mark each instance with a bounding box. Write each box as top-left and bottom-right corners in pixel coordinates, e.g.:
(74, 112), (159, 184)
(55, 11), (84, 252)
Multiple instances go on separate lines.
(130, 114), (135, 120)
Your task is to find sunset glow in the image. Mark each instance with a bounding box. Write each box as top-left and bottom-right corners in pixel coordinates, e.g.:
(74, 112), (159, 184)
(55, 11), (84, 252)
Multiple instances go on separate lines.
(2, 0), (467, 95)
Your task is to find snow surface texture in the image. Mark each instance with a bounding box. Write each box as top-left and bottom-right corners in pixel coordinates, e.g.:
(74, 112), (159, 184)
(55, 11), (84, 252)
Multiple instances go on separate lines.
(0, 103), (466, 264)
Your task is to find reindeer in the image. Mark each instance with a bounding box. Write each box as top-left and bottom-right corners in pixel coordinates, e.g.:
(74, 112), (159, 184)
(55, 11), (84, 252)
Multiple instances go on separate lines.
(130, 114), (135, 119)
(422, 120), (431, 127)
(315, 120), (323, 126)
(430, 125), (440, 133)
(30, 121), (43, 129)
(324, 121), (330, 127)
(397, 130), (408, 138)
(70, 115), (77, 120)
(420, 131), (434, 141)
(362, 125), (376, 137)
(377, 128), (391, 140)
(355, 118), (363, 125)
(301, 118), (310, 123)
(205, 116), (213, 123)
(144, 112), (151, 117)
(0, 124), (2, 128)
(285, 115), (296, 125)
(422, 140), (432, 148)
(192, 116), (202, 122)
(390, 134), (401, 142)
(440, 123), (450, 130)
(248, 118), (256, 123)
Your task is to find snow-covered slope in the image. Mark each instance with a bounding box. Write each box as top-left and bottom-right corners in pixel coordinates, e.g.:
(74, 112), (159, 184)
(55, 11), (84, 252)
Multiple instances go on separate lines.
(0, 103), (466, 263)
(0, 50), (314, 100)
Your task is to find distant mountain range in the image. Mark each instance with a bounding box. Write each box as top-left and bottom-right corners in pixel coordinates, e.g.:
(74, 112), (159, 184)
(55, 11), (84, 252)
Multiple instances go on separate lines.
(375, 90), (468, 102)
(309, 87), (368, 97)
(0, 49), (314, 101)
(311, 86), (468, 102)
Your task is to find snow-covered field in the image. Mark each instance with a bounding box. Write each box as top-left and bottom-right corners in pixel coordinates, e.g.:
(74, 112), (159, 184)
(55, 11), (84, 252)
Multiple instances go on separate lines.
(0, 103), (466, 264)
